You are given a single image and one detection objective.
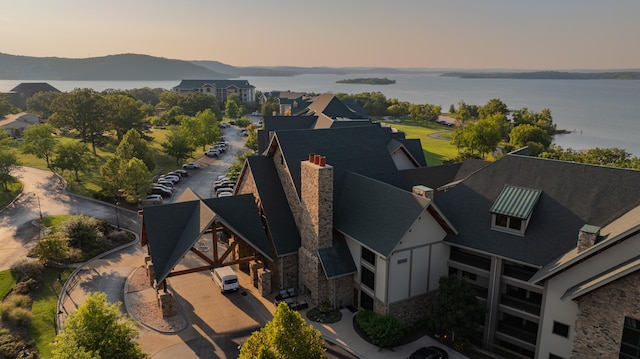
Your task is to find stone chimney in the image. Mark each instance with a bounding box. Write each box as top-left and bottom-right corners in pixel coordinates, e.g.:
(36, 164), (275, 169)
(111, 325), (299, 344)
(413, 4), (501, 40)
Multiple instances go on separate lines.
(298, 153), (333, 305)
(412, 185), (434, 201)
(300, 153), (333, 250)
(577, 224), (601, 253)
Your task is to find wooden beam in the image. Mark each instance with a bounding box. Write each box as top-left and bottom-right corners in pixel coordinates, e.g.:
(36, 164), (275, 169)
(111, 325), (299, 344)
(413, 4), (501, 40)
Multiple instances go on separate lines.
(216, 240), (238, 264)
(167, 265), (211, 277)
(190, 247), (215, 265)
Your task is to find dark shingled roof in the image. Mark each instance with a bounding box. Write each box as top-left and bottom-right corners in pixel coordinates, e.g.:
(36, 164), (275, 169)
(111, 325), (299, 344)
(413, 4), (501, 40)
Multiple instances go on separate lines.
(335, 171), (431, 257)
(143, 194), (272, 284)
(400, 159), (490, 193)
(257, 116), (318, 153)
(271, 126), (406, 199)
(245, 156), (300, 256)
(435, 154), (640, 266)
(10, 82), (60, 93)
(318, 232), (358, 279)
(398, 138), (427, 167)
(301, 93), (367, 119)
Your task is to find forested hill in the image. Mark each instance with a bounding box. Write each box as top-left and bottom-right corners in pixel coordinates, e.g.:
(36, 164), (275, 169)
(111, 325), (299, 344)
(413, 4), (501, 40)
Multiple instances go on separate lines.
(0, 53), (230, 80)
(441, 71), (640, 80)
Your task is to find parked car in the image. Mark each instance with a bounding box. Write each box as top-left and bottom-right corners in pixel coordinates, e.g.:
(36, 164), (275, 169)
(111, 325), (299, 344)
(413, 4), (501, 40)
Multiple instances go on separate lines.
(152, 184), (173, 193)
(141, 194), (163, 205)
(216, 188), (234, 197)
(182, 162), (201, 169)
(156, 180), (174, 189)
(216, 191), (233, 198)
(172, 169), (189, 177)
(205, 149), (220, 157)
(214, 182), (235, 191)
(150, 187), (172, 198)
(159, 175), (180, 183)
(406, 346), (448, 359)
(214, 178), (230, 186)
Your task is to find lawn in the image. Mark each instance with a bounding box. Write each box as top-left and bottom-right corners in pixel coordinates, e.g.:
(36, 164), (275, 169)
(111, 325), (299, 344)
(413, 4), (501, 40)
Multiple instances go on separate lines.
(29, 267), (72, 359)
(380, 121), (459, 165)
(0, 177), (23, 208)
(0, 270), (17, 300)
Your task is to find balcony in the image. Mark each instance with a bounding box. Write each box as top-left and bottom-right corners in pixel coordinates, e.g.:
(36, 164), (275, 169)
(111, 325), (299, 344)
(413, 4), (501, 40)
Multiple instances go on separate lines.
(500, 294), (541, 316)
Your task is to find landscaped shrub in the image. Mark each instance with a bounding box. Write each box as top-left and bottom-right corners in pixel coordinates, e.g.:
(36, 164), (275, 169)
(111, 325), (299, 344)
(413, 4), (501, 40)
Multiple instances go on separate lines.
(355, 310), (404, 349)
(0, 328), (36, 359)
(7, 294), (30, 308)
(13, 279), (40, 295)
(9, 261), (44, 282)
(62, 215), (103, 250)
(364, 314), (404, 349)
(0, 304), (9, 320)
(6, 307), (33, 327)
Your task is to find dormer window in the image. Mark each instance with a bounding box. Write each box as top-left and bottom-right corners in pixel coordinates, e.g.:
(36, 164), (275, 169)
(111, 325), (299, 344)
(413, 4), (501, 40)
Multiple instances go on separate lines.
(490, 186), (541, 235)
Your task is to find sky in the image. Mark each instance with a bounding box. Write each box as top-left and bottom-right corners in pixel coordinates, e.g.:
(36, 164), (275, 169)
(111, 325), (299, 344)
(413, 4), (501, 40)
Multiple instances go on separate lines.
(1, 0), (639, 70)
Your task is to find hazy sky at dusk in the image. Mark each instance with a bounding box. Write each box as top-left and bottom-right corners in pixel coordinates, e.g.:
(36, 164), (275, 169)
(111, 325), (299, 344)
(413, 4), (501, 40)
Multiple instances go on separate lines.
(2, 0), (638, 69)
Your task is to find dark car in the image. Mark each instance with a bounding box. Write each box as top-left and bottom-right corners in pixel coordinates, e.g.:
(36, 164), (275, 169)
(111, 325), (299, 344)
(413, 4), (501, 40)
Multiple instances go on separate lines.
(407, 346), (448, 359)
(150, 187), (172, 198)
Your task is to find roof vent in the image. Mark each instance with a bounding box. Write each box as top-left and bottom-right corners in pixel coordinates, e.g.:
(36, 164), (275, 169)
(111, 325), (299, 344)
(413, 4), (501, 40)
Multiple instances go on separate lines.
(413, 185), (434, 200)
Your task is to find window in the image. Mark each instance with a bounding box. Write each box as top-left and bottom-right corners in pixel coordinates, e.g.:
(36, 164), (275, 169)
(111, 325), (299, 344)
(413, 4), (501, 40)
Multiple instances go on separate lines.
(360, 291), (373, 310)
(549, 354), (565, 359)
(509, 217), (523, 230)
(495, 214), (508, 227)
(361, 266), (375, 290)
(552, 321), (570, 338)
(362, 247), (376, 265)
(621, 317), (640, 359)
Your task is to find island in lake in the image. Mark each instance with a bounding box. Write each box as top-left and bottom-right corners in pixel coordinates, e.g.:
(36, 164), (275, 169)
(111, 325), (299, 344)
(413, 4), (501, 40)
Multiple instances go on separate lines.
(336, 77), (396, 85)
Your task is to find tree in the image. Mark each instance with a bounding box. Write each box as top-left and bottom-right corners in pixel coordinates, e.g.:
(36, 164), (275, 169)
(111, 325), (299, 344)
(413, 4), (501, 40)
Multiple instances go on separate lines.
(31, 232), (72, 265)
(179, 93), (220, 117)
(26, 91), (61, 119)
(20, 123), (57, 167)
(100, 156), (126, 199)
(261, 97), (280, 117)
(115, 129), (155, 171)
(51, 140), (96, 181)
(0, 132), (19, 191)
(121, 157), (151, 202)
(478, 98), (509, 119)
(431, 275), (485, 343)
(52, 292), (147, 359)
(50, 89), (107, 154)
(196, 109), (221, 149)
(0, 93), (17, 117)
(239, 302), (326, 359)
(225, 99), (240, 119)
(161, 125), (195, 166)
(62, 215), (103, 251)
(103, 93), (146, 141)
(245, 124), (258, 152)
(509, 124), (552, 152)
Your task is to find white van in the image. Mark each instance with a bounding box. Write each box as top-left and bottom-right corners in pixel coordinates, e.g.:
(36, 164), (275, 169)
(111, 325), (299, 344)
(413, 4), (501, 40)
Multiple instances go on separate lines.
(211, 266), (239, 292)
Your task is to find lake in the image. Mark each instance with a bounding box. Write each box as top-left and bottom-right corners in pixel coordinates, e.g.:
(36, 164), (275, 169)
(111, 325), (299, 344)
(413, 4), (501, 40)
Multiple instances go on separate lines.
(2, 73), (639, 155)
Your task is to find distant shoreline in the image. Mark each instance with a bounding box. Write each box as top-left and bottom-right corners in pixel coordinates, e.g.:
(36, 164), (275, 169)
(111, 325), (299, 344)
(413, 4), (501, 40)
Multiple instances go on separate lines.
(336, 77), (396, 85)
(441, 71), (640, 80)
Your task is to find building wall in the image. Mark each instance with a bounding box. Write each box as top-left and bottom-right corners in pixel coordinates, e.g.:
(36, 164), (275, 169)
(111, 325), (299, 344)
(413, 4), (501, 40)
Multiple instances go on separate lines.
(572, 270), (640, 359)
(537, 232), (640, 359)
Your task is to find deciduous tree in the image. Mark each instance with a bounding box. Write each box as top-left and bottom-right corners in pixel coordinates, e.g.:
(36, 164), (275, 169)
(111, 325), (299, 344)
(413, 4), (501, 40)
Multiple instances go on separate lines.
(0, 132), (19, 191)
(239, 302), (326, 359)
(52, 292), (146, 359)
(115, 129), (155, 171)
(20, 123), (57, 167)
(51, 140), (96, 181)
(161, 125), (195, 166)
(50, 89), (107, 154)
(261, 97), (280, 117)
(103, 93), (146, 141)
(431, 275), (485, 343)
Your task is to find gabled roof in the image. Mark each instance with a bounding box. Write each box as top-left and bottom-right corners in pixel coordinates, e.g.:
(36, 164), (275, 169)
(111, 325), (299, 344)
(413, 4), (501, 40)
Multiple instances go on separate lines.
(267, 126), (406, 199)
(0, 112), (40, 128)
(318, 231), (358, 279)
(561, 255), (640, 301)
(335, 171), (431, 257)
(400, 159), (490, 192)
(173, 79), (255, 89)
(301, 93), (367, 119)
(387, 139), (421, 168)
(144, 200), (216, 284)
(142, 194), (272, 284)
(257, 116), (318, 153)
(529, 204), (640, 284)
(435, 154), (640, 266)
(245, 156), (300, 256)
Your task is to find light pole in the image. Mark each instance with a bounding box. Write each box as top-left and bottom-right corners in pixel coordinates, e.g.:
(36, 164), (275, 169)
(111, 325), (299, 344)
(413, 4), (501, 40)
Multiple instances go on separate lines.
(115, 200), (120, 230)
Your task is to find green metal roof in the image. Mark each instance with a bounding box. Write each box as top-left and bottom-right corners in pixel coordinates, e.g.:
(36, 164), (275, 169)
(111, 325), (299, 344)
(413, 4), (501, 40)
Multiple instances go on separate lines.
(490, 185), (541, 219)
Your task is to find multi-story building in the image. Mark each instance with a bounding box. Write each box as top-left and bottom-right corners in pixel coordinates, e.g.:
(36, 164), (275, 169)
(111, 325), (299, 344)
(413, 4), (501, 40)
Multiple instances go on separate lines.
(141, 96), (640, 359)
(172, 79), (255, 104)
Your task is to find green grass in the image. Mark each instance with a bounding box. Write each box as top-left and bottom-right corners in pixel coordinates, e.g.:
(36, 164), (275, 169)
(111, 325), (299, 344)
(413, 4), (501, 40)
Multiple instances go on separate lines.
(381, 121), (459, 165)
(0, 177), (23, 208)
(29, 267), (72, 359)
(42, 215), (73, 232)
(0, 270), (17, 300)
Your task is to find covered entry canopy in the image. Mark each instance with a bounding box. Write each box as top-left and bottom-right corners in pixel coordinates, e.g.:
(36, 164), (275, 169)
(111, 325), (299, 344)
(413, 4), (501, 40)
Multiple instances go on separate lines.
(141, 192), (273, 285)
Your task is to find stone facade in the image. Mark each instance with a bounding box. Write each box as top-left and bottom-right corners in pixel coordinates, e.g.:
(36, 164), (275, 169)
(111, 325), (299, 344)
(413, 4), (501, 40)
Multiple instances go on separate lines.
(327, 276), (354, 309)
(158, 292), (178, 318)
(300, 159), (333, 250)
(572, 270), (640, 358)
(277, 254), (298, 290)
(258, 269), (271, 297)
(388, 291), (437, 326)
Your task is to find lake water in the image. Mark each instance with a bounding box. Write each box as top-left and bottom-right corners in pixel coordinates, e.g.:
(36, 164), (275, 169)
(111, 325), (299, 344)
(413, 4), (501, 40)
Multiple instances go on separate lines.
(2, 73), (639, 155)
